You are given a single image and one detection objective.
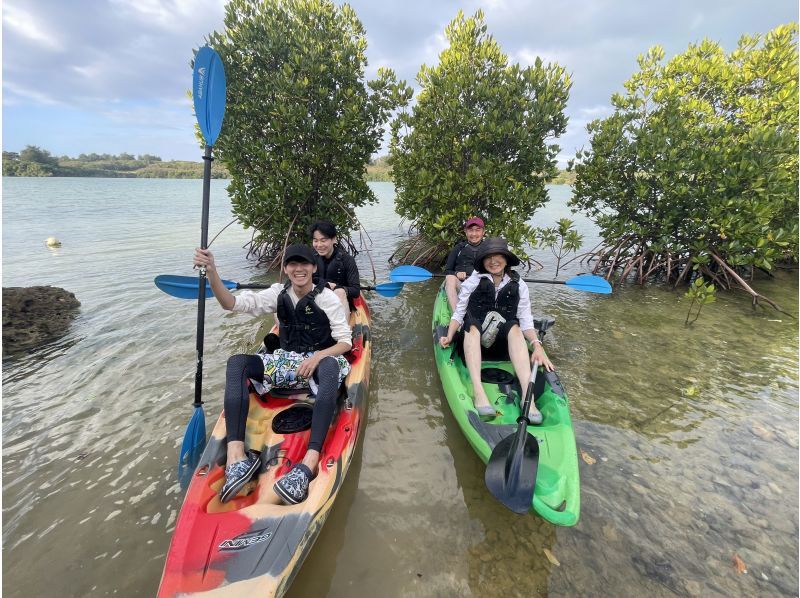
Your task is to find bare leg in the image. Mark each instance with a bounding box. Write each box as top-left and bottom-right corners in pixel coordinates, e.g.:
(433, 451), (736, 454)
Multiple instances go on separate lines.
(507, 325), (542, 420)
(445, 274), (460, 312)
(464, 326), (491, 409)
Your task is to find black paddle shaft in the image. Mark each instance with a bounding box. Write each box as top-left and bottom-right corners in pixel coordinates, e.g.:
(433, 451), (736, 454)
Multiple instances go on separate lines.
(193, 145), (213, 407)
(485, 362), (541, 513)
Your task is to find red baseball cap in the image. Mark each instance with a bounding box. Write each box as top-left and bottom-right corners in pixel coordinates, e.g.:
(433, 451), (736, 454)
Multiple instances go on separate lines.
(464, 217), (485, 229)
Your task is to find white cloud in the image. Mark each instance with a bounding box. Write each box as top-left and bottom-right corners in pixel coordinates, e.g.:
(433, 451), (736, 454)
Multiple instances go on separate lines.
(110, 0), (226, 29)
(108, 0), (200, 28)
(422, 32), (449, 66)
(3, 4), (63, 51)
(516, 47), (574, 69)
(577, 105), (612, 119)
(3, 80), (62, 105)
(100, 103), (190, 131)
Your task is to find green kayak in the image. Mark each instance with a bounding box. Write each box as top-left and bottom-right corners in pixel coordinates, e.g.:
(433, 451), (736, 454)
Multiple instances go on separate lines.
(432, 284), (581, 526)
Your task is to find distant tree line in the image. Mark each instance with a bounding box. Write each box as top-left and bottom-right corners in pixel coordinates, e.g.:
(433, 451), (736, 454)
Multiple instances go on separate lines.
(1, 145), (406, 182)
(2, 146), (230, 179)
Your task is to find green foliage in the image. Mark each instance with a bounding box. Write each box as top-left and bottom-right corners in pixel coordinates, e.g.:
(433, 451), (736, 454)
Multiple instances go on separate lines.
(537, 218), (584, 276)
(550, 169), (576, 186)
(684, 276), (717, 325)
(365, 155), (392, 181)
(570, 23), (799, 298)
(3, 147), (228, 178)
(20, 146), (59, 168)
(389, 10), (571, 262)
(206, 0), (411, 263)
(4, 146), (57, 176)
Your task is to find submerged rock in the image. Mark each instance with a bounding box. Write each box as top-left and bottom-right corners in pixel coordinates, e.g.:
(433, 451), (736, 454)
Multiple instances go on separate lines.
(3, 286), (80, 355)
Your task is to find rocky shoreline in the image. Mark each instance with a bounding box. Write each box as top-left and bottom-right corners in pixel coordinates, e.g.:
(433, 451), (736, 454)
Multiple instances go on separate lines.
(3, 286), (81, 355)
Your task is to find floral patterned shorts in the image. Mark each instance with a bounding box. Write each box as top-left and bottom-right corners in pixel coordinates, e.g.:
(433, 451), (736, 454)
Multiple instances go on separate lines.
(253, 348), (351, 394)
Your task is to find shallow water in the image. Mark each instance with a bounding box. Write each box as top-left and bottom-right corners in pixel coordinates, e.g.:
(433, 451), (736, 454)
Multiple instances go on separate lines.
(3, 179), (798, 596)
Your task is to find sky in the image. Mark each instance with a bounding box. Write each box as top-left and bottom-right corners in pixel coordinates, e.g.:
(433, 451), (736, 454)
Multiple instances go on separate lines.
(3, 0), (797, 164)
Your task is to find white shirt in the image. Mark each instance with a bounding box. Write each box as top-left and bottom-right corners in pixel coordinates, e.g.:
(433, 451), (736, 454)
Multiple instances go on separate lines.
(232, 283), (352, 348)
(450, 272), (535, 332)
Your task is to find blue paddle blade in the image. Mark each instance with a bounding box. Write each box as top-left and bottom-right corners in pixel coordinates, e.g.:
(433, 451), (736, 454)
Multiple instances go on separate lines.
(193, 46), (226, 146)
(154, 274), (236, 299)
(564, 274), (612, 294)
(179, 405), (206, 467)
(373, 281), (404, 297)
(389, 265), (432, 282)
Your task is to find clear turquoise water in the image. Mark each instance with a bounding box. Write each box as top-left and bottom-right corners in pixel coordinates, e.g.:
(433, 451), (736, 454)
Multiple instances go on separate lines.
(2, 178), (797, 597)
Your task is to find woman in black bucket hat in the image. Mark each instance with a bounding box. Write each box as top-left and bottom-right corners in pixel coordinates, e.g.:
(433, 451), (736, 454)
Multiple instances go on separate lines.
(439, 237), (553, 423)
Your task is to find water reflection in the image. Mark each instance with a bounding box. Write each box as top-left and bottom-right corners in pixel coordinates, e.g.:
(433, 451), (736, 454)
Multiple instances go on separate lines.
(285, 428), (366, 598)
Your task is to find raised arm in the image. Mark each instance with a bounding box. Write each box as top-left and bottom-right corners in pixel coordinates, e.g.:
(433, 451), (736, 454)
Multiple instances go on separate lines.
(193, 248), (235, 311)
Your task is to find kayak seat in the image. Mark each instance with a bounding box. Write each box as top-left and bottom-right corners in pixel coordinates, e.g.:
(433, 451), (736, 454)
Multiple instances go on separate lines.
(269, 381), (347, 405)
(269, 387), (313, 399)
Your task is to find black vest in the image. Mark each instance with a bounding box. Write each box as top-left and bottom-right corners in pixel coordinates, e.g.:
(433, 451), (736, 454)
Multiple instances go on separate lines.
(276, 282), (337, 353)
(453, 241), (483, 273)
(314, 246), (347, 287)
(466, 272), (520, 324)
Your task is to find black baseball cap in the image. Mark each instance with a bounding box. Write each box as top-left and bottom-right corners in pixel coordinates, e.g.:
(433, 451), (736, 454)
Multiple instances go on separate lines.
(283, 244), (317, 265)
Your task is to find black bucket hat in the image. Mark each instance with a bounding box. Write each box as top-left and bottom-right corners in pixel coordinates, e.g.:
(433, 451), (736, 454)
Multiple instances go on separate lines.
(474, 237), (521, 273)
(283, 244), (317, 266)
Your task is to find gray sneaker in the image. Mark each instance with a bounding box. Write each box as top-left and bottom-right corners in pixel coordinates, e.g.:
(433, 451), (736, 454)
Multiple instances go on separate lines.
(274, 464), (313, 505)
(220, 451), (260, 503)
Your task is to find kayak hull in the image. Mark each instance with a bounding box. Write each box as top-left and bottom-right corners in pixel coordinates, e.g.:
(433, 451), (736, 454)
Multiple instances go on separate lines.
(158, 297), (371, 597)
(432, 285), (580, 526)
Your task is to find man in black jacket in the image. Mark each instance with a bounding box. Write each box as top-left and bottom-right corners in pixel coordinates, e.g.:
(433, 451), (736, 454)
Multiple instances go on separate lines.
(443, 217), (486, 311)
(309, 220), (361, 314)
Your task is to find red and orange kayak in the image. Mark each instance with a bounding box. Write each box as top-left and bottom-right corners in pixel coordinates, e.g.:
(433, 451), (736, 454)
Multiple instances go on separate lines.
(158, 296), (371, 597)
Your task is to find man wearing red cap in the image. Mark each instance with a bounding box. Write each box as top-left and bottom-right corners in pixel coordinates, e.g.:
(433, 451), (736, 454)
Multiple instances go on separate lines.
(443, 217), (486, 311)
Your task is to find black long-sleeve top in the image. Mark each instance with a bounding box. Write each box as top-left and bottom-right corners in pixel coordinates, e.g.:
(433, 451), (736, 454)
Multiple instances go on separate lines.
(313, 245), (361, 299)
(443, 240), (484, 276)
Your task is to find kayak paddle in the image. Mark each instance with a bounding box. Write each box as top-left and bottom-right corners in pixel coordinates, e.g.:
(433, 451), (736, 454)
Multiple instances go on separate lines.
(154, 275), (404, 299)
(389, 264), (612, 294)
(181, 46), (226, 472)
(484, 362), (540, 513)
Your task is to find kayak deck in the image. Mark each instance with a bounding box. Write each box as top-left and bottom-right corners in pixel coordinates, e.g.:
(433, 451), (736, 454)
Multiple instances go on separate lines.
(432, 284), (580, 526)
(158, 297), (371, 597)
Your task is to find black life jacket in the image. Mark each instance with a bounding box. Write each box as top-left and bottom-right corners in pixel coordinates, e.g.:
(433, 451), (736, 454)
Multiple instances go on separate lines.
(452, 240), (483, 274)
(466, 272), (521, 324)
(276, 282), (337, 353)
(313, 245), (348, 287)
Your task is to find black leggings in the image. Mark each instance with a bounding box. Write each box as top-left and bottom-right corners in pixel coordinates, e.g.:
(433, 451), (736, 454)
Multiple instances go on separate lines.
(224, 353), (341, 453)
